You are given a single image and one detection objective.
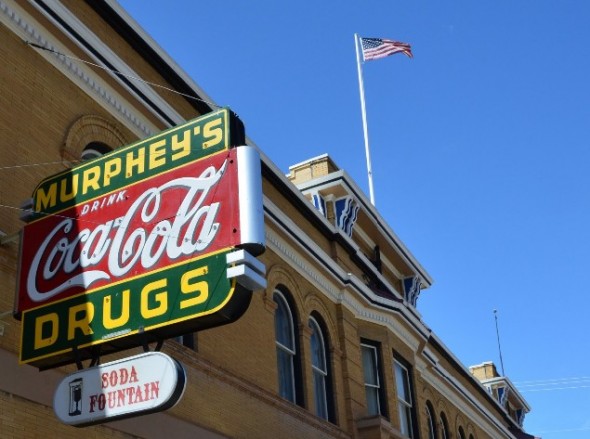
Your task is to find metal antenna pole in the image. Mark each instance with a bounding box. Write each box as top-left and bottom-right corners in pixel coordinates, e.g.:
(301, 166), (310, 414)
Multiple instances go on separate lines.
(494, 309), (506, 376)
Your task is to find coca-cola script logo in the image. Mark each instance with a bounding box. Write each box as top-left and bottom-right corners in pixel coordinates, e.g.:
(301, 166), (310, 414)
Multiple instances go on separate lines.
(18, 151), (240, 313)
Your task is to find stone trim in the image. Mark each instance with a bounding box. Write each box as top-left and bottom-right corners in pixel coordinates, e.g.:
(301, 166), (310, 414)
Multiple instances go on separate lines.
(0, 0), (155, 138)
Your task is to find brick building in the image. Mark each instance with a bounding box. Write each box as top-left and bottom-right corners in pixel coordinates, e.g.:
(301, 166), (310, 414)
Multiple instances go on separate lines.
(0, 1), (537, 438)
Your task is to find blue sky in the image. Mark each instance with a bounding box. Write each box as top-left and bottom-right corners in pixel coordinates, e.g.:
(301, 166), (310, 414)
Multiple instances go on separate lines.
(118, 1), (590, 437)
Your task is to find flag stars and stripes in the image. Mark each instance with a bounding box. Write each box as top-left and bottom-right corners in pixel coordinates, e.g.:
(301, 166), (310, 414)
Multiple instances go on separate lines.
(361, 37), (413, 61)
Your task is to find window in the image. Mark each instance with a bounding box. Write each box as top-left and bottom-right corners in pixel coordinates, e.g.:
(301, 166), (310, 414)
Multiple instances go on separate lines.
(440, 412), (449, 439)
(458, 426), (466, 439)
(62, 115), (127, 166)
(81, 141), (112, 161)
(309, 316), (328, 420)
(174, 333), (195, 350)
(361, 342), (385, 417)
(394, 359), (415, 438)
(426, 402), (437, 439)
(274, 290), (298, 403)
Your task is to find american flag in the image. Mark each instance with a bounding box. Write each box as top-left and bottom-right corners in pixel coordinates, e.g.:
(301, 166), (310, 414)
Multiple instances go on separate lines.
(360, 37), (413, 61)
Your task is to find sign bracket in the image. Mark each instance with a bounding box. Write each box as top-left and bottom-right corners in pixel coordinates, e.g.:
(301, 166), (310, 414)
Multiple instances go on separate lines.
(72, 345), (102, 370)
(89, 346), (101, 367)
(138, 326), (164, 353)
(72, 346), (83, 370)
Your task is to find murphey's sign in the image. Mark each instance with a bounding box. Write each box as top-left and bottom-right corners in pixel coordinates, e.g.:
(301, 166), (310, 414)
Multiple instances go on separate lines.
(16, 109), (265, 369)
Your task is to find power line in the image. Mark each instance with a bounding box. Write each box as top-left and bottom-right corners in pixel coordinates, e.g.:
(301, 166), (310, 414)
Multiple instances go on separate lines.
(0, 160), (73, 171)
(514, 376), (590, 385)
(25, 41), (221, 110)
(518, 384), (590, 393)
(534, 426), (590, 434)
(514, 376), (590, 393)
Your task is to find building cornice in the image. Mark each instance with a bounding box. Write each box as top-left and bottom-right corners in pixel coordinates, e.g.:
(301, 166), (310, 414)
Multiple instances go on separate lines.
(31, 0), (186, 126)
(264, 199), (427, 352)
(90, 0), (217, 117)
(420, 363), (520, 439)
(295, 170), (433, 289)
(428, 334), (531, 435)
(0, 0), (156, 138)
(479, 376), (531, 412)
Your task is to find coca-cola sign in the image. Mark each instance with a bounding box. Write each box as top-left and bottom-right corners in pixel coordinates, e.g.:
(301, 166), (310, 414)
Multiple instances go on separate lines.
(17, 110), (265, 369)
(19, 153), (236, 311)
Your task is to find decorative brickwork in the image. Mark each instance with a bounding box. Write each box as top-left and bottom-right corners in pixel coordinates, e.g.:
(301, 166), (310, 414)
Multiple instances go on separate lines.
(62, 115), (129, 164)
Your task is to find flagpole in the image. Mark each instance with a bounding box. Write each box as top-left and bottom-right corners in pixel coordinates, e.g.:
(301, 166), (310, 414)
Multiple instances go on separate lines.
(354, 33), (376, 206)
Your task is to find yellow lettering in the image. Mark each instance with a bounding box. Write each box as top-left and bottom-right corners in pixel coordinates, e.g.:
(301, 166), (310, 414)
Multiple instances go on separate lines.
(34, 313), (58, 350)
(103, 157), (122, 186)
(180, 266), (209, 309)
(103, 290), (130, 329)
(149, 140), (167, 169)
(35, 182), (57, 212)
(203, 118), (223, 149)
(171, 130), (191, 161)
(68, 303), (95, 340)
(59, 174), (79, 203)
(141, 279), (168, 318)
(81, 166), (101, 195)
(126, 147), (145, 177)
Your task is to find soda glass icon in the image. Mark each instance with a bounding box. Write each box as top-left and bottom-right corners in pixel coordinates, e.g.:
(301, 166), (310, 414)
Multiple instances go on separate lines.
(68, 378), (83, 416)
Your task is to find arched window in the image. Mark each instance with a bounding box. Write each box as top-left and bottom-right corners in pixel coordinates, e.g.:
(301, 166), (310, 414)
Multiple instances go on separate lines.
(62, 115), (127, 165)
(440, 412), (449, 439)
(309, 315), (331, 421)
(274, 290), (298, 403)
(426, 402), (437, 439)
(81, 141), (112, 161)
(458, 426), (466, 439)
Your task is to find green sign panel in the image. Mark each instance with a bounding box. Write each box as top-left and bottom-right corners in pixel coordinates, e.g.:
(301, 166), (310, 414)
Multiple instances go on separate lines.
(31, 108), (244, 219)
(21, 251), (237, 367)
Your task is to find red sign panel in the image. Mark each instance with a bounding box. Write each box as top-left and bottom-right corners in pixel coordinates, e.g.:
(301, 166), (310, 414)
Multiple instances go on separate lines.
(17, 150), (241, 313)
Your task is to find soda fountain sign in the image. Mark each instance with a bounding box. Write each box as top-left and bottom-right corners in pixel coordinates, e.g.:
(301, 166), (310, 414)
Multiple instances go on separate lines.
(16, 109), (266, 369)
(53, 352), (186, 427)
